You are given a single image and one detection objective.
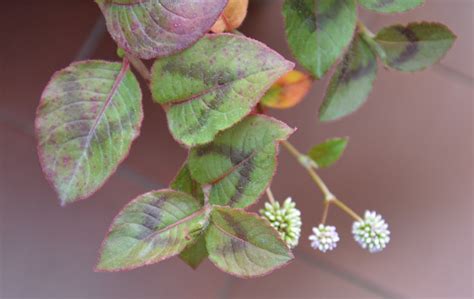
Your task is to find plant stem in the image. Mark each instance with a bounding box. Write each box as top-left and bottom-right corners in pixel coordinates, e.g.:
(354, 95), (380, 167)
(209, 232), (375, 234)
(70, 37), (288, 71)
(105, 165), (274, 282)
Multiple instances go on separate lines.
(333, 198), (363, 222)
(356, 20), (387, 62)
(281, 140), (363, 222)
(281, 140), (334, 201)
(321, 200), (330, 224)
(356, 20), (375, 38)
(266, 188), (276, 204)
(126, 54), (151, 82)
(125, 54), (363, 223)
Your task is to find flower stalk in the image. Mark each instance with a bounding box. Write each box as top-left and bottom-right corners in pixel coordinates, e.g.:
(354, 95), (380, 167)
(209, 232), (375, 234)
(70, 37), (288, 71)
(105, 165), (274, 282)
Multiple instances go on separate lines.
(281, 140), (334, 201)
(266, 187), (277, 204)
(280, 140), (362, 222)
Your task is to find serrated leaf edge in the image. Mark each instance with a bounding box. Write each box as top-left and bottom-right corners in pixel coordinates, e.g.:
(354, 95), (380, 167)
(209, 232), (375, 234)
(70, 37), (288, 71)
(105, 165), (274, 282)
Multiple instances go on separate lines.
(97, 0), (229, 59)
(206, 206), (294, 278)
(150, 33), (295, 148)
(374, 21), (457, 72)
(95, 189), (206, 272)
(35, 59), (144, 206)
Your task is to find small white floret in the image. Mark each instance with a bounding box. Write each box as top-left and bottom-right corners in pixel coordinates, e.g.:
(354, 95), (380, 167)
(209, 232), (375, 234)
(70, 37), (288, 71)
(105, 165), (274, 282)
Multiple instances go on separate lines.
(352, 210), (390, 253)
(309, 224), (340, 253)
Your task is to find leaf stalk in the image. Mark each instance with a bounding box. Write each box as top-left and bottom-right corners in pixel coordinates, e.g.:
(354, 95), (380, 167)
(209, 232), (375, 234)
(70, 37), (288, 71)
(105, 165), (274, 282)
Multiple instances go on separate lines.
(126, 53), (151, 82)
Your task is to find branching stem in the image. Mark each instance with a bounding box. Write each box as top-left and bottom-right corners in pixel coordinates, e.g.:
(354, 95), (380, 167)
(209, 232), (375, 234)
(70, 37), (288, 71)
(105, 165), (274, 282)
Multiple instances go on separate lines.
(333, 198), (363, 222)
(126, 55), (363, 223)
(281, 140), (334, 201)
(280, 140), (362, 222)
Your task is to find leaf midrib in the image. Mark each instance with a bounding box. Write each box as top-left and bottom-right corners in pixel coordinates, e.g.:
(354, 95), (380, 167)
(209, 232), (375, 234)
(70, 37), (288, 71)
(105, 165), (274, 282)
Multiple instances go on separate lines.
(162, 66), (291, 107)
(61, 61), (130, 202)
(211, 217), (290, 258)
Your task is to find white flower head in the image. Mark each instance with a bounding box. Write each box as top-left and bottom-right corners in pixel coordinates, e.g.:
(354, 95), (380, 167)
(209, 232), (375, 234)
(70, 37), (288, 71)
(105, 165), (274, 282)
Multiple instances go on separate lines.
(352, 210), (391, 253)
(260, 197), (302, 248)
(309, 224), (340, 252)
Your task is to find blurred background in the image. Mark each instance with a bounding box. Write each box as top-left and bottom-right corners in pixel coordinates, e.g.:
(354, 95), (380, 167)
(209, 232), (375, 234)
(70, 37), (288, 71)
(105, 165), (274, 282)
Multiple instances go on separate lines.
(0, 0), (472, 298)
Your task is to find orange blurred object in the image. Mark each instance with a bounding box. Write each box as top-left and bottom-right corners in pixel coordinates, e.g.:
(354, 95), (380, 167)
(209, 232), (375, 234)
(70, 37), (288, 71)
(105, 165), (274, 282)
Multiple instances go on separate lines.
(261, 70), (312, 109)
(211, 0), (249, 33)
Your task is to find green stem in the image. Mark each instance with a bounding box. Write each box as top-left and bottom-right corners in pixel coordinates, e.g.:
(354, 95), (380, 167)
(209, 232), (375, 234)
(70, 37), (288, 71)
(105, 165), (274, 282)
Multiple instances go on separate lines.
(126, 54), (151, 82)
(281, 140), (363, 222)
(266, 188), (277, 204)
(357, 20), (387, 62)
(333, 198), (363, 222)
(357, 21), (375, 39)
(321, 200), (330, 224)
(281, 140), (334, 201)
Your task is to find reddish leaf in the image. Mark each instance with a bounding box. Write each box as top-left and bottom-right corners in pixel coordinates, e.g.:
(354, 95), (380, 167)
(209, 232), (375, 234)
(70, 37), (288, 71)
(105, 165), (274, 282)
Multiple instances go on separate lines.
(96, 0), (227, 59)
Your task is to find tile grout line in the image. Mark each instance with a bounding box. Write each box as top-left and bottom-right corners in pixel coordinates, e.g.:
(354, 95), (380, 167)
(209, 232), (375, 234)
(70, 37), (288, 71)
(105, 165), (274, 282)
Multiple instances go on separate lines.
(366, 16), (473, 88)
(5, 10), (466, 299)
(0, 116), (403, 299)
(0, 12), (398, 299)
(434, 63), (473, 86)
(297, 249), (406, 299)
(74, 16), (107, 62)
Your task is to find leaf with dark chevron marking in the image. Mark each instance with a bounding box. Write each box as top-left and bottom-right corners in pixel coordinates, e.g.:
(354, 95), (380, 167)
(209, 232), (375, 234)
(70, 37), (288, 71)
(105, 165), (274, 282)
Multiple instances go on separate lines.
(188, 115), (294, 208)
(375, 22), (456, 72)
(95, 0), (227, 59)
(36, 60), (143, 206)
(358, 0), (424, 13)
(205, 206), (293, 277)
(151, 34), (294, 147)
(96, 190), (208, 271)
(319, 34), (377, 121)
(283, 0), (357, 79)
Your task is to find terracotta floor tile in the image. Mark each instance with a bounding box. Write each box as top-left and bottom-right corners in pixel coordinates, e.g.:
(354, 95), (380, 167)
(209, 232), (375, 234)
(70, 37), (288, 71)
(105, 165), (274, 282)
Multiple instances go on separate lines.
(225, 259), (382, 299)
(0, 124), (229, 299)
(265, 67), (473, 298)
(1, 1), (473, 298)
(1, 1), (101, 127)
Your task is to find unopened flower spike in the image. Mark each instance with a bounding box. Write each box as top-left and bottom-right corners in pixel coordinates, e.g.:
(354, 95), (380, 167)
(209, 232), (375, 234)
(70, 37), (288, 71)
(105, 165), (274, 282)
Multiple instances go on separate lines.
(352, 210), (391, 253)
(309, 224), (340, 253)
(260, 197), (302, 248)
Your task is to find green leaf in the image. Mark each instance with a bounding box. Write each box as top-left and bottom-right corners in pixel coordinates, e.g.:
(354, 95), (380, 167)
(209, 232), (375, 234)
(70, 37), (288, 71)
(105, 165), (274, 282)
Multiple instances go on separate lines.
(206, 206), (293, 277)
(96, 190), (207, 271)
(151, 34), (294, 147)
(358, 0), (424, 13)
(282, 0), (357, 78)
(171, 163), (204, 204)
(171, 164), (208, 269)
(308, 137), (348, 168)
(375, 22), (456, 72)
(36, 60), (143, 206)
(95, 0), (227, 59)
(179, 234), (208, 269)
(319, 34), (377, 121)
(188, 115), (293, 208)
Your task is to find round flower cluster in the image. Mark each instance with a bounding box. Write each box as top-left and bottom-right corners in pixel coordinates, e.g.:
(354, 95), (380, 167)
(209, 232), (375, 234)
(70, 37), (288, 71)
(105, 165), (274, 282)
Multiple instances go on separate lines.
(352, 210), (391, 253)
(309, 224), (340, 252)
(260, 197), (302, 248)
